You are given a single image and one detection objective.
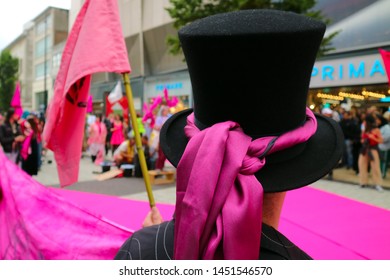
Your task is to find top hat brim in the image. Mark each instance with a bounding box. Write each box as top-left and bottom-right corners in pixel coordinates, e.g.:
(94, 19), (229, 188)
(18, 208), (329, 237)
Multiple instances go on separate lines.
(160, 108), (344, 193)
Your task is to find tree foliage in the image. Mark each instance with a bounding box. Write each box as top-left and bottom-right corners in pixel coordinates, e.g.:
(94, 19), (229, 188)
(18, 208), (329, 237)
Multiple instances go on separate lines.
(166, 0), (338, 57)
(0, 50), (19, 112)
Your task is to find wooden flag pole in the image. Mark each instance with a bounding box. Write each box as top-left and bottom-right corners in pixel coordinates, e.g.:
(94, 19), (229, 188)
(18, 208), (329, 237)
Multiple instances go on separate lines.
(122, 73), (155, 208)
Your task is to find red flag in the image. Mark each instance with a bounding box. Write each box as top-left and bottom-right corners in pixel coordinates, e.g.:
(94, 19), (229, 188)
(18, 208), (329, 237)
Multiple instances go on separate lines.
(10, 82), (23, 117)
(43, 0), (131, 186)
(379, 48), (390, 86)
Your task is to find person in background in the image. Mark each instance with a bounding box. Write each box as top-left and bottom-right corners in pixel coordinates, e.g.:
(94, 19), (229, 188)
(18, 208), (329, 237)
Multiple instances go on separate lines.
(350, 106), (362, 174)
(376, 112), (390, 178)
(339, 111), (361, 170)
(136, 113), (146, 136)
(21, 116), (40, 176)
(103, 114), (114, 156)
(113, 131), (135, 167)
(153, 105), (170, 170)
(358, 115), (384, 192)
(0, 108), (24, 164)
(87, 114), (107, 164)
(134, 135), (152, 177)
(110, 114), (125, 155)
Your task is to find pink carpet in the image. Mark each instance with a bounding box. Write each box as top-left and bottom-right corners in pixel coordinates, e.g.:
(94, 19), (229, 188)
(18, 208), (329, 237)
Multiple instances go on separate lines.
(280, 187), (390, 260)
(53, 186), (390, 260)
(52, 189), (175, 232)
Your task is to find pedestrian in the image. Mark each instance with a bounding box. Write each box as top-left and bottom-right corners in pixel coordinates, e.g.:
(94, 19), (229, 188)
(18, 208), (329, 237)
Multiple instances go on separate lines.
(340, 111), (361, 169)
(87, 114), (107, 164)
(115, 9), (343, 260)
(110, 114), (125, 154)
(113, 131), (135, 167)
(103, 114), (113, 156)
(0, 108), (24, 164)
(21, 116), (40, 176)
(152, 105), (170, 170)
(376, 112), (390, 178)
(358, 115), (384, 192)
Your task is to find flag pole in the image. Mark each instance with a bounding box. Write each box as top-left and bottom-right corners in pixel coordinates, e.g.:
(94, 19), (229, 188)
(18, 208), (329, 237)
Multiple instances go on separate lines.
(122, 73), (155, 208)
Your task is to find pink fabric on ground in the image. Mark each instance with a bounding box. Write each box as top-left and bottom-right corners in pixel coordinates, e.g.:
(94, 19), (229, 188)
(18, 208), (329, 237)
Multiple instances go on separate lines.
(51, 189), (175, 231)
(43, 0), (131, 187)
(280, 186), (390, 260)
(0, 149), (132, 260)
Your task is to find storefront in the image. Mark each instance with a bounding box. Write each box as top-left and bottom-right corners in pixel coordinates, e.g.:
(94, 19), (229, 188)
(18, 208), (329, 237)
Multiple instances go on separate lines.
(143, 71), (192, 114)
(309, 51), (390, 111)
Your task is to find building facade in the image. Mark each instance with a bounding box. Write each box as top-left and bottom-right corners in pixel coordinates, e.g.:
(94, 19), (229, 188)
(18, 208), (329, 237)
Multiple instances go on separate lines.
(6, 1), (389, 113)
(5, 7), (69, 112)
(309, 0), (390, 110)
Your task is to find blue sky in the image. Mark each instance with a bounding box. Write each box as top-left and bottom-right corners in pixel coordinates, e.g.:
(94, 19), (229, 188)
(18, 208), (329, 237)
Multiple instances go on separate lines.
(0, 0), (71, 51)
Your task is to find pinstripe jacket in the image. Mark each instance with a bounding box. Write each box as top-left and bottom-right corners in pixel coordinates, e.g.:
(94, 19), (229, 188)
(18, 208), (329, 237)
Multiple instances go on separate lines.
(114, 220), (312, 260)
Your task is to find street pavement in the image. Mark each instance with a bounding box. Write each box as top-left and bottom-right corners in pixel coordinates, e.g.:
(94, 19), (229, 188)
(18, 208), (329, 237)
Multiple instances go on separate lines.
(36, 150), (390, 210)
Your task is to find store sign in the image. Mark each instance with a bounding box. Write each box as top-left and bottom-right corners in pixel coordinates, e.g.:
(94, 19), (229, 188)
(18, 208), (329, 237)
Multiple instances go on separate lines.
(310, 53), (388, 88)
(155, 82), (183, 91)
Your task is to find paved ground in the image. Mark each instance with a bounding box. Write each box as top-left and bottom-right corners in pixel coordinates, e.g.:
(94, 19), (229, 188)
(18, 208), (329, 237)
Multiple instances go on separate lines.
(36, 151), (390, 210)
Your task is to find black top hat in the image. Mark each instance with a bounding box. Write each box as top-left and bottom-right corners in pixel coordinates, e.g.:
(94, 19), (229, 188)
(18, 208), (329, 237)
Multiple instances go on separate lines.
(160, 9), (343, 192)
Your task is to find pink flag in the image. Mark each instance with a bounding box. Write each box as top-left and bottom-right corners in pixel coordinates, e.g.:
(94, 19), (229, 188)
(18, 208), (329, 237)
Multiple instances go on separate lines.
(10, 82), (23, 117)
(87, 95), (93, 113)
(379, 49), (390, 85)
(0, 149), (133, 260)
(43, 0), (131, 187)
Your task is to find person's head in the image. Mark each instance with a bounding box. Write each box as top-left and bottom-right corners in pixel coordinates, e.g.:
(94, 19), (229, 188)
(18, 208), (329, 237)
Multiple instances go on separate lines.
(365, 115), (378, 132)
(5, 107), (17, 124)
(343, 111), (351, 120)
(160, 105), (169, 117)
(26, 115), (39, 135)
(142, 135), (149, 145)
(374, 112), (387, 128)
(383, 111), (390, 122)
(321, 107), (333, 118)
(367, 106), (378, 115)
(95, 114), (102, 123)
(160, 9), (343, 194)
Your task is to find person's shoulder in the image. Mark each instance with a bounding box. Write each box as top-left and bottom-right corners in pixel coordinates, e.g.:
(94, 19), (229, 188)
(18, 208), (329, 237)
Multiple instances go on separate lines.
(260, 224), (312, 260)
(114, 220), (174, 260)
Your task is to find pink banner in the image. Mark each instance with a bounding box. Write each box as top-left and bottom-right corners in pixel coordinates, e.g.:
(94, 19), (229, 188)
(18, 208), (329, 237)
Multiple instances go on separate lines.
(10, 82), (23, 117)
(0, 149), (132, 260)
(379, 48), (390, 85)
(43, 0), (131, 187)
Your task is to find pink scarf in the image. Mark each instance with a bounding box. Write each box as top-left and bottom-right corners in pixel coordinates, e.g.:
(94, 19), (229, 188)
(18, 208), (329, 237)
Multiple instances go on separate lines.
(174, 107), (317, 259)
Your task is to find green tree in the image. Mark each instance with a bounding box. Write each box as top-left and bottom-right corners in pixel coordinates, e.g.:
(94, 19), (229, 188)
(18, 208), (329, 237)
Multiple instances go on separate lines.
(0, 50), (19, 112)
(166, 0), (339, 57)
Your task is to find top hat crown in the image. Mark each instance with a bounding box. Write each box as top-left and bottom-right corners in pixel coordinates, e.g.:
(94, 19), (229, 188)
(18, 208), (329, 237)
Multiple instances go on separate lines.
(179, 9), (325, 137)
(161, 9), (343, 192)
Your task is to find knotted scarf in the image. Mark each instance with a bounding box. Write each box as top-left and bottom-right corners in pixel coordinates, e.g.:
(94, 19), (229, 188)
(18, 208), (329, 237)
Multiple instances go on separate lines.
(174, 107), (317, 259)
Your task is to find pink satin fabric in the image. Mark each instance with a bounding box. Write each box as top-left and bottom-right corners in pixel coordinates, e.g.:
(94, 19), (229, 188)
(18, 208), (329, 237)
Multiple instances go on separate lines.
(174, 107), (317, 259)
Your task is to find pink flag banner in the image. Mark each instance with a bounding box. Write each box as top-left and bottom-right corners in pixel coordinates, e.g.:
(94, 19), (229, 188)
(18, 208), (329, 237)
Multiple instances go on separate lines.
(43, 0), (131, 187)
(10, 82), (23, 117)
(87, 95), (93, 113)
(0, 149), (133, 260)
(379, 48), (390, 85)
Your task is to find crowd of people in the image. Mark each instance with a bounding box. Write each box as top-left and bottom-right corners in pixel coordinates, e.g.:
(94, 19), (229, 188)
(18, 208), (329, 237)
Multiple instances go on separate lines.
(0, 107), (45, 176)
(83, 104), (172, 177)
(318, 104), (390, 192)
(2, 100), (390, 191)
